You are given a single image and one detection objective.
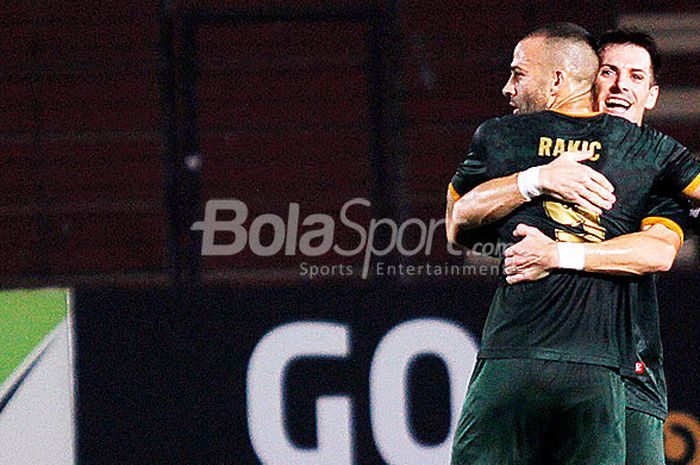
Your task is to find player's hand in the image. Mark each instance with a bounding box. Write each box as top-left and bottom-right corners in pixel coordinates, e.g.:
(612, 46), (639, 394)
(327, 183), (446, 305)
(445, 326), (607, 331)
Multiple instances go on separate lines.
(504, 224), (557, 284)
(538, 150), (616, 215)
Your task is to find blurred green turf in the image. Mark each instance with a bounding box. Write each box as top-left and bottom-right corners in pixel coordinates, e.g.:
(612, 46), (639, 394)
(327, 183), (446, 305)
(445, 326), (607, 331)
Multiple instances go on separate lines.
(0, 289), (69, 385)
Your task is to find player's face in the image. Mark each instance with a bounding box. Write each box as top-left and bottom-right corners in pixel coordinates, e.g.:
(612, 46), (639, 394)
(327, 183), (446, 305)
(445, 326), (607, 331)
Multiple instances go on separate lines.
(595, 43), (659, 125)
(502, 38), (549, 114)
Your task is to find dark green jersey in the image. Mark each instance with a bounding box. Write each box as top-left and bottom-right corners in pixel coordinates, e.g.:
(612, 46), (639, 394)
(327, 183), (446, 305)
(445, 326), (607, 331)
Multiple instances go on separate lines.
(624, 274), (668, 419)
(450, 110), (700, 368)
(624, 193), (691, 420)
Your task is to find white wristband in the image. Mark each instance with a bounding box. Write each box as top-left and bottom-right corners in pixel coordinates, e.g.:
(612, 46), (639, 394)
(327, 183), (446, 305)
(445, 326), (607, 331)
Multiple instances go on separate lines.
(557, 243), (586, 270)
(517, 167), (542, 201)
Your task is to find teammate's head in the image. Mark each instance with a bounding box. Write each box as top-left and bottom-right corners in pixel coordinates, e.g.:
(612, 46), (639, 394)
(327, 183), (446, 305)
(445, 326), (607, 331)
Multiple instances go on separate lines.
(594, 29), (661, 125)
(502, 22), (599, 114)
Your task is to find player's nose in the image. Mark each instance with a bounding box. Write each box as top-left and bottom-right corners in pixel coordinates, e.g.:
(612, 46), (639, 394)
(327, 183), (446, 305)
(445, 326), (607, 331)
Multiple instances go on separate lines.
(614, 74), (630, 92)
(502, 78), (515, 98)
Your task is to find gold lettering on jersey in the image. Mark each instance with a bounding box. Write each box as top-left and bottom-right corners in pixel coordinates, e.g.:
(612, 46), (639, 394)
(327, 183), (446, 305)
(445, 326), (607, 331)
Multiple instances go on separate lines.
(538, 137), (553, 156)
(543, 200), (606, 242)
(553, 138), (566, 157)
(537, 137), (602, 161)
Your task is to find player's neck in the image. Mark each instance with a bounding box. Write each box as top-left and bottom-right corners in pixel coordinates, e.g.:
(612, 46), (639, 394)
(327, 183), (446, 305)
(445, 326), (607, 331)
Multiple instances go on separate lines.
(548, 89), (595, 115)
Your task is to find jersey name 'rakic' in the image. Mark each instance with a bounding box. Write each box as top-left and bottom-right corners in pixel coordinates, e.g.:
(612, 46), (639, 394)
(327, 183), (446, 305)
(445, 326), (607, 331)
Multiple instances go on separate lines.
(538, 136), (602, 161)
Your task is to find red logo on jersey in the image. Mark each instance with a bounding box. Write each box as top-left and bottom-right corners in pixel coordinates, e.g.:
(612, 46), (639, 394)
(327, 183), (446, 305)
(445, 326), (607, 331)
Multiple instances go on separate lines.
(635, 362), (646, 374)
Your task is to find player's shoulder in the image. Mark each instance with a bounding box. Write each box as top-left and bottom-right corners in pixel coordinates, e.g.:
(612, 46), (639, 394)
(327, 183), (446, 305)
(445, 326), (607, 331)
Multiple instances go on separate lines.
(638, 122), (687, 150)
(471, 116), (507, 141)
(472, 113), (544, 141)
(596, 113), (643, 142)
(604, 114), (683, 146)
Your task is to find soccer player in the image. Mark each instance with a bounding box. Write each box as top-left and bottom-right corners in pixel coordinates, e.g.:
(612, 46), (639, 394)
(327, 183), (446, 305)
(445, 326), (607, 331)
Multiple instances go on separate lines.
(502, 29), (694, 465)
(446, 23), (700, 465)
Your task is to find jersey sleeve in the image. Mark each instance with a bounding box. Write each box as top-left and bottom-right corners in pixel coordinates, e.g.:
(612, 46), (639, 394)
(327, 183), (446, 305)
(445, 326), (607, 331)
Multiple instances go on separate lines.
(448, 123), (491, 200)
(657, 139), (700, 196)
(641, 193), (691, 244)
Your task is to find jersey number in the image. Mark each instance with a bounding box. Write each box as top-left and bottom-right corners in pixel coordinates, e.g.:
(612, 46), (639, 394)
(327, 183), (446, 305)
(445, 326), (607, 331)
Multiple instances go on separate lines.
(543, 201), (606, 243)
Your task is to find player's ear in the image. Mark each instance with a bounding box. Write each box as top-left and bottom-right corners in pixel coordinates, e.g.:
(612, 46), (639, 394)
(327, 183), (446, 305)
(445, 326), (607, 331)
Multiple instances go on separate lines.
(551, 69), (565, 94)
(644, 84), (659, 110)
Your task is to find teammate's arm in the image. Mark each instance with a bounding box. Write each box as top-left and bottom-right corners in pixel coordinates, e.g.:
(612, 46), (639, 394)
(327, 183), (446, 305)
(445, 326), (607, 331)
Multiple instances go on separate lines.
(446, 186), (501, 247)
(449, 173), (523, 233)
(583, 222), (681, 273)
(502, 222), (681, 284)
(448, 151), (616, 244)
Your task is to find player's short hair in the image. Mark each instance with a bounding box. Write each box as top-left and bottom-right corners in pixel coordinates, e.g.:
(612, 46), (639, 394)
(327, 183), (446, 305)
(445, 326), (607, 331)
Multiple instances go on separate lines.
(525, 22), (595, 49)
(596, 28), (661, 84)
(524, 23), (598, 84)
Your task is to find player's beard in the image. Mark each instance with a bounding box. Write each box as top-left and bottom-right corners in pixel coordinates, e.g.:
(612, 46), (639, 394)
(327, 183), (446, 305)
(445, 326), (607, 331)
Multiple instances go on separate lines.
(515, 87), (548, 114)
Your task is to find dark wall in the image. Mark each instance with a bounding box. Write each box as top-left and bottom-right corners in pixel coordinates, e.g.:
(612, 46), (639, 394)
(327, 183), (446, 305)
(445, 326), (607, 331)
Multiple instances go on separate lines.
(5, 1), (698, 285)
(2, 2), (166, 280)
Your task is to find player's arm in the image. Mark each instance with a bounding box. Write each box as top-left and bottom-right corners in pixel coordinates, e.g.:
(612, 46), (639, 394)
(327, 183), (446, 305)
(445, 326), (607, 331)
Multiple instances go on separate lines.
(448, 173), (522, 233)
(446, 186), (501, 248)
(583, 192), (688, 275)
(502, 222), (682, 283)
(583, 222), (681, 273)
(448, 151), (616, 244)
(503, 193), (689, 282)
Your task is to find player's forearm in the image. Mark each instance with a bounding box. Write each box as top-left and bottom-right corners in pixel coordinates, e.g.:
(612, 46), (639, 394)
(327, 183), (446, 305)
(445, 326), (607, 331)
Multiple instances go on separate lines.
(578, 231), (679, 275)
(452, 174), (526, 231)
(505, 223), (682, 283)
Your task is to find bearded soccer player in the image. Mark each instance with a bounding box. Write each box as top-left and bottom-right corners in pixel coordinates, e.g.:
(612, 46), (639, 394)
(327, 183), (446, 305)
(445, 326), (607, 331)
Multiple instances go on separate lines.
(445, 23), (700, 465)
(501, 29), (696, 465)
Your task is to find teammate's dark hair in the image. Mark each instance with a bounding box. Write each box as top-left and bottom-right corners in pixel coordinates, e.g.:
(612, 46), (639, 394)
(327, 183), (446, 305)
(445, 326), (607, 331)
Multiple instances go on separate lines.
(525, 22), (595, 49)
(596, 28), (661, 84)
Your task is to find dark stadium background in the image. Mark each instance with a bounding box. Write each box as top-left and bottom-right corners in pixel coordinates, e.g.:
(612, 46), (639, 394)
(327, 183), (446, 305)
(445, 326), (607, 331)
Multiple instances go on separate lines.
(3, 1), (700, 464)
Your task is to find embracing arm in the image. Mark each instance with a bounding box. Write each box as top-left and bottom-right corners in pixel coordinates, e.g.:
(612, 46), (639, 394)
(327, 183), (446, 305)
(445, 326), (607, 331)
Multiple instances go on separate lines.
(503, 222), (682, 284)
(448, 173), (524, 235)
(504, 151), (699, 281)
(447, 151), (616, 245)
(583, 222), (681, 273)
